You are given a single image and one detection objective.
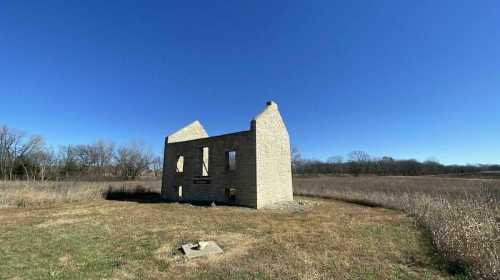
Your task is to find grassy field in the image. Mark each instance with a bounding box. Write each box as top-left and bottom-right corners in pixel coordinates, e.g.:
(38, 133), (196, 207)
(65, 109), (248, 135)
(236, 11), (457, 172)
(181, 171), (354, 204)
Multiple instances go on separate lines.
(0, 177), (498, 279)
(1, 193), (456, 280)
(433, 172), (500, 180)
(0, 179), (460, 279)
(294, 175), (500, 280)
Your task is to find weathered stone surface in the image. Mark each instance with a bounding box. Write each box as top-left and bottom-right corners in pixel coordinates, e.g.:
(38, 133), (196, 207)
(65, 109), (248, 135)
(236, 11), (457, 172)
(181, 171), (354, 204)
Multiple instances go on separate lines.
(161, 101), (293, 209)
(167, 120), (208, 143)
(181, 241), (223, 259)
(254, 101), (294, 208)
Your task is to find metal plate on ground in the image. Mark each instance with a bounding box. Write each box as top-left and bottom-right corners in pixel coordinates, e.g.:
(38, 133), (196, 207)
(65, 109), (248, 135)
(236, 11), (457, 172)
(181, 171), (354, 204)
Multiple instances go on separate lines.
(181, 241), (223, 259)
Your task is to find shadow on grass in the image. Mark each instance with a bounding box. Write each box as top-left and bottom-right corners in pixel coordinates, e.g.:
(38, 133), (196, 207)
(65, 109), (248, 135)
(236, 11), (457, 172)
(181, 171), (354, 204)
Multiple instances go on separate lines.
(104, 185), (252, 209)
(104, 186), (163, 203)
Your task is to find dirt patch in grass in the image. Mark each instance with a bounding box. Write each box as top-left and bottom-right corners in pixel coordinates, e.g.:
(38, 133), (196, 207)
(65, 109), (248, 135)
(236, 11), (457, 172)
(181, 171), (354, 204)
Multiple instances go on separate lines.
(35, 217), (93, 229)
(51, 209), (92, 217)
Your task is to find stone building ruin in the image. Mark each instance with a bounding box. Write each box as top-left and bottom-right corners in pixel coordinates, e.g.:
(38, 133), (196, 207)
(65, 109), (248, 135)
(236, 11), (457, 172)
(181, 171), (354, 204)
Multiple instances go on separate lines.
(161, 101), (293, 208)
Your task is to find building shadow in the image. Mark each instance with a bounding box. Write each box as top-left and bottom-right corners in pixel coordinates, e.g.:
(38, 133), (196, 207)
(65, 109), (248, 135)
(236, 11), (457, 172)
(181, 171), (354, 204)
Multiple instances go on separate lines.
(103, 185), (248, 208)
(104, 186), (164, 203)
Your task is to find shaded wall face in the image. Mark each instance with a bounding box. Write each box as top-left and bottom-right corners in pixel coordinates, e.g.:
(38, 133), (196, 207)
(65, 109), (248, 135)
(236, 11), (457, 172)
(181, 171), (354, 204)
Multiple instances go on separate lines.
(162, 131), (257, 208)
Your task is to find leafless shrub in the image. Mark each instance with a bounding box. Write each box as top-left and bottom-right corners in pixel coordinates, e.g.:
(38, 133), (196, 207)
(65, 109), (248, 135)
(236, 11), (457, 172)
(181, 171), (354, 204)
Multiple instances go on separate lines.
(294, 176), (500, 279)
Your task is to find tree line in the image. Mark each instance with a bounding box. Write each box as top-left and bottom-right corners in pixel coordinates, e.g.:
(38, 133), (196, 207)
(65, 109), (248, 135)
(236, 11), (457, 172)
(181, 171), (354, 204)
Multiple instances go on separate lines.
(292, 149), (500, 176)
(3, 123), (498, 180)
(0, 125), (162, 181)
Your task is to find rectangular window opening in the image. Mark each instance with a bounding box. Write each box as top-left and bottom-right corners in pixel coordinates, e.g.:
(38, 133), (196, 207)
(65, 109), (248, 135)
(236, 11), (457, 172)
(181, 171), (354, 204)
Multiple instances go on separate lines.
(174, 185), (182, 198)
(176, 155), (184, 173)
(200, 147), (209, 176)
(225, 187), (237, 203)
(225, 150), (236, 171)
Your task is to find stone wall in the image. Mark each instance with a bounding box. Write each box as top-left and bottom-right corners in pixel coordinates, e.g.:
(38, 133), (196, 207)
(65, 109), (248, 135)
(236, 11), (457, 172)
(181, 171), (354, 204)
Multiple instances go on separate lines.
(254, 102), (293, 208)
(167, 120), (208, 143)
(162, 131), (257, 208)
(161, 101), (293, 209)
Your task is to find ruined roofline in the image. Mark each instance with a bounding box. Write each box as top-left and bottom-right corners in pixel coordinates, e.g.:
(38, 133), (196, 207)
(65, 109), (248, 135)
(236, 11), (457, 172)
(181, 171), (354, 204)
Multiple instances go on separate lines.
(167, 101), (280, 144)
(252, 101), (278, 121)
(166, 129), (252, 145)
(250, 100), (281, 130)
(167, 120), (209, 143)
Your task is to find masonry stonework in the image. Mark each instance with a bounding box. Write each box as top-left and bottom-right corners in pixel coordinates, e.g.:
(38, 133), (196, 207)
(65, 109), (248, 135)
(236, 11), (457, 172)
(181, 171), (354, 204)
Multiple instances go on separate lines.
(161, 101), (292, 209)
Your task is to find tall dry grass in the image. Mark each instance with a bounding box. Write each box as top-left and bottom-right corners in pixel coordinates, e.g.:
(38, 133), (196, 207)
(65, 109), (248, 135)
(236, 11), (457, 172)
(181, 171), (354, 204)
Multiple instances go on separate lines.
(0, 180), (161, 208)
(293, 175), (500, 280)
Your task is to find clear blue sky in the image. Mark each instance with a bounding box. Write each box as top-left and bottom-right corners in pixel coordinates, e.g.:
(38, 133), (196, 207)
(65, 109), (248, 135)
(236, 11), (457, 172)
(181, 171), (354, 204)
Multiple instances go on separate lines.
(1, 1), (499, 165)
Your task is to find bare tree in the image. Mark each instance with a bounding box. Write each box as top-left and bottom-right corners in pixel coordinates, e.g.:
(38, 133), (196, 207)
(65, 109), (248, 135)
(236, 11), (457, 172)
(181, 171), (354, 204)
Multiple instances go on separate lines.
(151, 156), (163, 177)
(34, 148), (55, 181)
(70, 141), (115, 177)
(291, 147), (303, 174)
(17, 135), (45, 181)
(0, 125), (47, 181)
(74, 144), (92, 176)
(347, 150), (371, 176)
(58, 145), (79, 178)
(93, 140), (114, 176)
(348, 150), (371, 162)
(0, 125), (18, 180)
(327, 155), (344, 174)
(114, 142), (153, 179)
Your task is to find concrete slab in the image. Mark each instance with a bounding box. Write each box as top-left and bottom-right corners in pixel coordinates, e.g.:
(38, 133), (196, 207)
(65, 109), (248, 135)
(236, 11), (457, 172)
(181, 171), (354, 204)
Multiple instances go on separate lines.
(181, 241), (223, 259)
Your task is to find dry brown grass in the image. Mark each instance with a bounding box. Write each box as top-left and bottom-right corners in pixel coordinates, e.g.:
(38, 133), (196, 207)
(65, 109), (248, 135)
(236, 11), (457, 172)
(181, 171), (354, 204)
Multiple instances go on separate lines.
(293, 175), (500, 280)
(0, 180), (161, 208)
(0, 195), (456, 279)
(1, 177), (498, 279)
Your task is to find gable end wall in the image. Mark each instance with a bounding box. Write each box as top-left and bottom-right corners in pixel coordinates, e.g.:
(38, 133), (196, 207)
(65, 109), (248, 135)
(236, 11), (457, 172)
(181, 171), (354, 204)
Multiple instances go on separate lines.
(254, 103), (293, 208)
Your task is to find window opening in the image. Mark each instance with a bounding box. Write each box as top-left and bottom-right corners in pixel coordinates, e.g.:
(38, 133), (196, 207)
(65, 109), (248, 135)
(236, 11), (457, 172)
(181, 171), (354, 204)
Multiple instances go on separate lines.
(174, 185), (182, 198)
(225, 150), (236, 171)
(200, 147), (209, 176)
(176, 155), (184, 173)
(225, 187), (237, 203)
